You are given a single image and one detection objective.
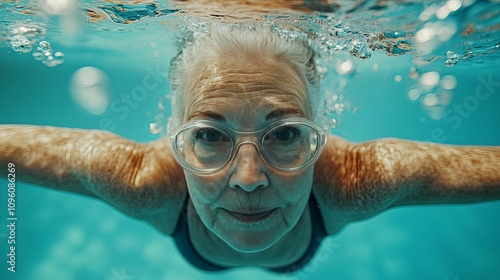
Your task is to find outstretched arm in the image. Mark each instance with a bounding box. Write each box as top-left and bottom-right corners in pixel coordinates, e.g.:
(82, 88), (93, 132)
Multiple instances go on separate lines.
(314, 135), (500, 234)
(0, 125), (186, 233)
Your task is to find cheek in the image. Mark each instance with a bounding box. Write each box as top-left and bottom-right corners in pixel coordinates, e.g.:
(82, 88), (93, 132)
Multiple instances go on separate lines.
(185, 173), (227, 205)
(278, 169), (314, 201)
(270, 170), (313, 224)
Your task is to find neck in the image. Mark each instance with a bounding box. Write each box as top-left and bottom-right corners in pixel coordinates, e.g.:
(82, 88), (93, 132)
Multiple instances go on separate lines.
(188, 200), (312, 269)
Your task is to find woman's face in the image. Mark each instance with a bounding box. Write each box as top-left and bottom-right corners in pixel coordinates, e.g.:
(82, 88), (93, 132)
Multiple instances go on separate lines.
(183, 57), (314, 253)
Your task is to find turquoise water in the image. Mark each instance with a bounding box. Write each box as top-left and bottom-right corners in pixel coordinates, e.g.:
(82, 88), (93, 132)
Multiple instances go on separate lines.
(1, 0), (500, 279)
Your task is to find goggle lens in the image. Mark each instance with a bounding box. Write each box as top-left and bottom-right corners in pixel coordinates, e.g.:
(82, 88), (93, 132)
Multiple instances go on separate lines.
(169, 118), (326, 175)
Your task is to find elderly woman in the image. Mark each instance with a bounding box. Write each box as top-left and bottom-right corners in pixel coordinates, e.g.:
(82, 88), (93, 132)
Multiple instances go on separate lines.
(1, 25), (499, 273)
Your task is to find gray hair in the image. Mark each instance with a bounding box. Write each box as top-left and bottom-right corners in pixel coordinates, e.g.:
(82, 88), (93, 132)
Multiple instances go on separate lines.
(168, 24), (321, 129)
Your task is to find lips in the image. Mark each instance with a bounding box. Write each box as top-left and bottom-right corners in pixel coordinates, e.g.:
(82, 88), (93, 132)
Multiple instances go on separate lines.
(225, 208), (276, 223)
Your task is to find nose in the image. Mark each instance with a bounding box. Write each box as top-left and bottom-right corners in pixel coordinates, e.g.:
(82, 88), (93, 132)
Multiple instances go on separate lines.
(229, 142), (269, 192)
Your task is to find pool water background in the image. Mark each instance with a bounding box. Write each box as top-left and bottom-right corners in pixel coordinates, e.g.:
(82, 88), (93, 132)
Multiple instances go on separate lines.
(1, 1), (500, 279)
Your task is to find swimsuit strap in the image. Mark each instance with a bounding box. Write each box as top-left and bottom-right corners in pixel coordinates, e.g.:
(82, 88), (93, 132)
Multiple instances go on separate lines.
(172, 192), (328, 273)
(269, 192), (328, 273)
(172, 197), (227, 271)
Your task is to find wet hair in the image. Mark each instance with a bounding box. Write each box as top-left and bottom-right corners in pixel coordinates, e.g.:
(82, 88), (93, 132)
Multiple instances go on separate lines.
(168, 23), (321, 128)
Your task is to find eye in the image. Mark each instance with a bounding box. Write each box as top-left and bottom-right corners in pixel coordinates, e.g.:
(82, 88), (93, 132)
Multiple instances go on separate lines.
(271, 126), (300, 141)
(195, 128), (227, 142)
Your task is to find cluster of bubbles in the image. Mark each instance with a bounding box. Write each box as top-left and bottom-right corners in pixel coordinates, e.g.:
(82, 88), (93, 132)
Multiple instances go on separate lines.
(296, 15), (414, 64)
(307, 0), (477, 68)
(7, 22), (64, 67)
(413, 20), (458, 56)
(309, 0), (482, 129)
(5, 0), (80, 67)
(407, 71), (457, 120)
(4, 0), (494, 134)
(147, 41), (173, 136)
(32, 41), (65, 67)
(322, 57), (357, 128)
(9, 34), (33, 53)
(149, 95), (169, 135)
(8, 22), (46, 53)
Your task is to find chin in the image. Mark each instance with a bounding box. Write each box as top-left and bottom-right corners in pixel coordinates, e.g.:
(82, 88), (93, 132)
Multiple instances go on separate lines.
(219, 228), (284, 253)
(225, 237), (276, 253)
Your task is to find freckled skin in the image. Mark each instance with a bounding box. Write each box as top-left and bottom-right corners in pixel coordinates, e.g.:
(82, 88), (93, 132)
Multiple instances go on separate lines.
(1, 123), (500, 268)
(1, 58), (500, 269)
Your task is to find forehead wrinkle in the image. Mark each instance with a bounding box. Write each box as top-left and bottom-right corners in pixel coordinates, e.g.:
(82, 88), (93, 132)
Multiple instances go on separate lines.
(194, 74), (308, 109)
(200, 73), (303, 94)
(201, 58), (308, 93)
(183, 59), (311, 124)
(187, 92), (308, 127)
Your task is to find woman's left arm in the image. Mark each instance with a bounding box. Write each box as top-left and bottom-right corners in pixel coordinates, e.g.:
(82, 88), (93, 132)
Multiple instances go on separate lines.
(314, 136), (500, 234)
(382, 139), (500, 206)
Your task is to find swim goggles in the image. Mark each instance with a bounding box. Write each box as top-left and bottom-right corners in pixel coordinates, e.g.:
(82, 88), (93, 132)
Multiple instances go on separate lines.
(167, 117), (328, 176)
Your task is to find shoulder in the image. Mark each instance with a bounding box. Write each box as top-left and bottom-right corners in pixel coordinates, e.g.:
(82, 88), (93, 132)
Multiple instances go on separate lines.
(111, 138), (188, 235)
(312, 135), (353, 235)
(312, 135), (402, 235)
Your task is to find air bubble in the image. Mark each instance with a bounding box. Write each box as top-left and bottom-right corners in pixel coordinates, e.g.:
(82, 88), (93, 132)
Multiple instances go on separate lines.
(158, 100), (165, 110)
(38, 41), (51, 52)
(32, 52), (44, 61)
(43, 58), (59, 67)
(39, 0), (76, 15)
(327, 105), (335, 113)
(409, 67), (420, 80)
(420, 71), (440, 88)
(149, 122), (161, 134)
(335, 59), (355, 75)
(70, 66), (111, 115)
(423, 93), (439, 106)
(446, 0), (463, 12)
(330, 119), (337, 128)
(444, 51), (459, 67)
(441, 75), (457, 90)
(415, 27), (434, 44)
(408, 89), (421, 101)
(9, 35), (32, 53)
(54, 52), (65, 64)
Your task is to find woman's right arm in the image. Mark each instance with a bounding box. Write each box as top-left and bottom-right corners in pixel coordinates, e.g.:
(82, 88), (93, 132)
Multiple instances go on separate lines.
(0, 125), (187, 233)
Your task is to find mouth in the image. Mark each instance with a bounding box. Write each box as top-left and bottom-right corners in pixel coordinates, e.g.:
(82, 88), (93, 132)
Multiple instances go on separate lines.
(225, 208), (276, 223)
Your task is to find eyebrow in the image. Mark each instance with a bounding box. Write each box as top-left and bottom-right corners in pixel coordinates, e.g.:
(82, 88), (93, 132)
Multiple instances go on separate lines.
(265, 108), (305, 120)
(188, 107), (305, 122)
(188, 111), (227, 122)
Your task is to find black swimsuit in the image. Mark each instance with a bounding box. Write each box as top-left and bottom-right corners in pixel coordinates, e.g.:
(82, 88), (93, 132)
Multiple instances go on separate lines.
(172, 192), (327, 273)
